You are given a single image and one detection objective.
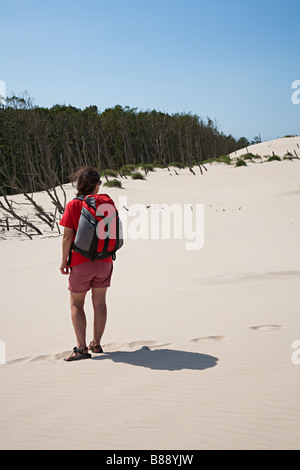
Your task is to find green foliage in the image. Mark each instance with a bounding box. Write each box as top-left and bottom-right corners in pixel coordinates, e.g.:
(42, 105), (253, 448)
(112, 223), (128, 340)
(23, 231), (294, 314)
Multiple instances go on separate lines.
(217, 155), (231, 164)
(202, 156), (231, 164)
(168, 161), (185, 168)
(143, 163), (155, 171)
(119, 165), (133, 175)
(0, 93), (255, 195)
(251, 135), (262, 144)
(236, 137), (250, 148)
(101, 169), (118, 177)
(267, 155), (281, 162)
(103, 179), (122, 188)
(33, 204), (45, 213)
(131, 171), (145, 180)
(240, 153), (256, 160)
(153, 162), (166, 168)
(235, 159), (247, 167)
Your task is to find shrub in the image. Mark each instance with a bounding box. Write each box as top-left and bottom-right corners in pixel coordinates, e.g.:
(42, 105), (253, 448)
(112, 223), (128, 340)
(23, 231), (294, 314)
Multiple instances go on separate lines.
(144, 163), (155, 171)
(240, 153), (256, 160)
(119, 165), (133, 175)
(131, 171), (145, 180)
(153, 163), (166, 168)
(153, 160), (166, 168)
(267, 155), (281, 162)
(137, 163), (155, 171)
(202, 156), (230, 164)
(103, 179), (122, 188)
(101, 169), (118, 177)
(218, 155), (231, 164)
(120, 164), (135, 170)
(168, 161), (185, 168)
(235, 159), (247, 167)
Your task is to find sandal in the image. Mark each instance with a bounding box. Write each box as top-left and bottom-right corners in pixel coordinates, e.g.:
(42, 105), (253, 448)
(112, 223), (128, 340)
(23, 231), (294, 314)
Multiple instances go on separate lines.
(88, 342), (103, 354)
(64, 347), (92, 362)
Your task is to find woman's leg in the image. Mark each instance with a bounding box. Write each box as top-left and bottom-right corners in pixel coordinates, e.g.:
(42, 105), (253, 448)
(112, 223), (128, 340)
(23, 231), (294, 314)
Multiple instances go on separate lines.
(91, 287), (107, 347)
(70, 291), (88, 350)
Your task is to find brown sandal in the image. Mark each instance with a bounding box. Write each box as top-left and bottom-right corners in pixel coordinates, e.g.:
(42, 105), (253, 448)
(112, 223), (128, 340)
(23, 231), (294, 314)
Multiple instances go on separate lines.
(64, 347), (91, 362)
(88, 342), (103, 354)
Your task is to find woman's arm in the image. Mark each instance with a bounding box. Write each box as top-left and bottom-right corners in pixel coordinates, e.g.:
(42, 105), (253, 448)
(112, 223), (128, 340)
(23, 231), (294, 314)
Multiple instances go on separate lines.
(60, 227), (74, 274)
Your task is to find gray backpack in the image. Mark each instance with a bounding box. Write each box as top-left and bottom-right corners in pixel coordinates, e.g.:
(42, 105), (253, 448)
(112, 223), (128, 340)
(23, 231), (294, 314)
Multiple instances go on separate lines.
(69, 194), (123, 264)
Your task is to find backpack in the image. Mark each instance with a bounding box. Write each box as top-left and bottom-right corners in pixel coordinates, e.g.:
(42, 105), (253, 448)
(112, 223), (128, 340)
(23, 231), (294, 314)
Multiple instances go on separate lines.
(69, 194), (123, 263)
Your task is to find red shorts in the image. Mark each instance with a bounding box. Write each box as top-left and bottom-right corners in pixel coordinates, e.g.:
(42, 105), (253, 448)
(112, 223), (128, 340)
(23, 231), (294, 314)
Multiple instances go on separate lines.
(68, 261), (113, 293)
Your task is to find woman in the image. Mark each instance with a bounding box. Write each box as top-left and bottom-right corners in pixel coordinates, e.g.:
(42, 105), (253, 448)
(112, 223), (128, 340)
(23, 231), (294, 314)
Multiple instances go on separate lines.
(59, 166), (113, 362)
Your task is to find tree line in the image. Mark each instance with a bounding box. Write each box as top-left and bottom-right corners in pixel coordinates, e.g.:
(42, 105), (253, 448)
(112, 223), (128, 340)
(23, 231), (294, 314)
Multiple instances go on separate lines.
(0, 94), (250, 197)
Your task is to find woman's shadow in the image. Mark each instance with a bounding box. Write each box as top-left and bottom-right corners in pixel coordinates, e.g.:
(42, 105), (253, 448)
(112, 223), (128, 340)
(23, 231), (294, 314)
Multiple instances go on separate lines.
(92, 346), (218, 371)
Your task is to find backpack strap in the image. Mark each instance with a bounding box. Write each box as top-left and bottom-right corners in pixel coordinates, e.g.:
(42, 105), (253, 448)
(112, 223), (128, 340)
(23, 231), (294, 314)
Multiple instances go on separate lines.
(67, 195), (86, 266)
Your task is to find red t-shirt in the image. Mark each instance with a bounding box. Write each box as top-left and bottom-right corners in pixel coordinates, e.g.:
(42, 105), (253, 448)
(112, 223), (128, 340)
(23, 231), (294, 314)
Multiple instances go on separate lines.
(59, 198), (112, 267)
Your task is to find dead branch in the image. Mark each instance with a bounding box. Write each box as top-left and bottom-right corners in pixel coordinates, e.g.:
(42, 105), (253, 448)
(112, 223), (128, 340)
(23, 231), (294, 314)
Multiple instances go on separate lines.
(0, 196), (42, 235)
(23, 192), (53, 226)
(51, 206), (58, 231)
(14, 227), (33, 239)
(164, 161), (170, 172)
(103, 170), (109, 182)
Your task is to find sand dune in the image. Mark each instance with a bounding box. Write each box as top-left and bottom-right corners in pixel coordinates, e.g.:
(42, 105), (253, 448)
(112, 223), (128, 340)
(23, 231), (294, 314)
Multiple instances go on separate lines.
(230, 135), (300, 159)
(0, 143), (300, 449)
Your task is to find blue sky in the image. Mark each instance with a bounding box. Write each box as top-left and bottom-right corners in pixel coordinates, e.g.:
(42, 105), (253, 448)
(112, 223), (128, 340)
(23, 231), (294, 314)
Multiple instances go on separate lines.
(1, 0), (299, 141)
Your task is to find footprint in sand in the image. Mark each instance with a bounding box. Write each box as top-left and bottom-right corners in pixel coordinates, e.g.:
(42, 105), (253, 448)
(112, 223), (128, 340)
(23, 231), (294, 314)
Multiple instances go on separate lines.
(104, 340), (171, 352)
(190, 336), (228, 343)
(249, 324), (285, 332)
(5, 352), (67, 365)
(3, 342), (173, 366)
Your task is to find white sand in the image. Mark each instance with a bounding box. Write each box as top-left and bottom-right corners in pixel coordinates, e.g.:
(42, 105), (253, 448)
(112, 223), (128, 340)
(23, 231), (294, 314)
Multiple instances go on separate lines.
(230, 135), (300, 159)
(0, 146), (300, 450)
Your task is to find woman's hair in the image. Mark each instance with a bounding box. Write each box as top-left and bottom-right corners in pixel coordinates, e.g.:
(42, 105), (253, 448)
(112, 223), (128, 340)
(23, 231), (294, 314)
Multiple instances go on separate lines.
(69, 166), (100, 197)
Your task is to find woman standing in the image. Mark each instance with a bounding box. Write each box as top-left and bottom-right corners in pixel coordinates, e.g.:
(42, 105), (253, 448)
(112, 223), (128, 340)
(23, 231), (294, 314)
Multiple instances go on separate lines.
(59, 167), (113, 362)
